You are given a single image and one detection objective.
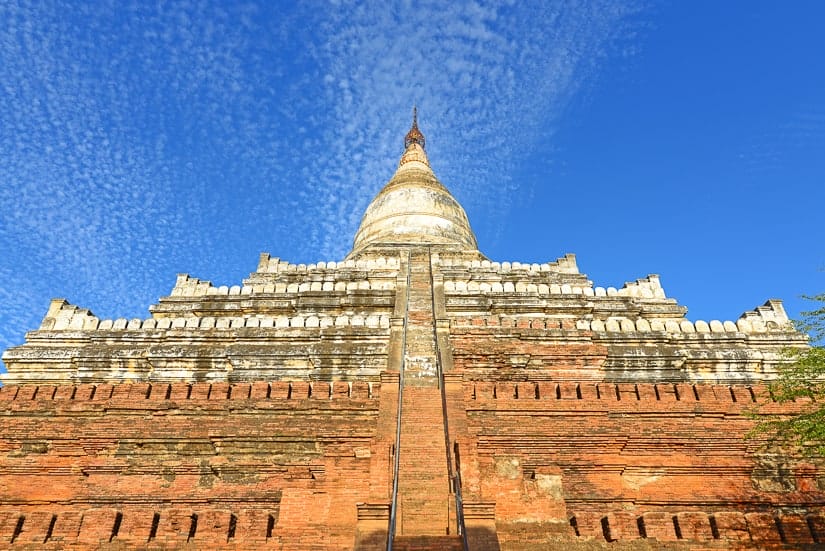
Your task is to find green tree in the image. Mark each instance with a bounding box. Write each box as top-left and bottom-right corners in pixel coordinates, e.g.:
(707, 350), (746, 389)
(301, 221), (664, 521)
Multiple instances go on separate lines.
(752, 294), (825, 456)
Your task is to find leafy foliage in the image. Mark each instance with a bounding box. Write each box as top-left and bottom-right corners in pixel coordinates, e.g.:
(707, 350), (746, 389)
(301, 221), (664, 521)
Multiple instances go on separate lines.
(795, 293), (825, 344)
(750, 294), (825, 456)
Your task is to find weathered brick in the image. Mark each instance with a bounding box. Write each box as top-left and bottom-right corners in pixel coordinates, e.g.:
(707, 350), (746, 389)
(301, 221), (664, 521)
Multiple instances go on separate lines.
(271, 381), (290, 398)
(640, 512), (677, 541)
(16, 510), (55, 543)
(351, 381), (371, 399)
(778, 513), (815, 544)
(571, 512), (605, 539)
(250, 381), (271, 399)
(713, 511), (750, 541)
(74, 383), (97, 401)
(234, 509), (276, 542)
(115, 508), (155, 543)
(745, 512), (782, 542)
(35, 385), (57, 401)
(291, 381), (310, 399)
(605, 512), (639, 540)
(190, 382), (210, 400)
(0, 511), (21, 542)
(675, 512), (712, 540)
(332, 380), (350, 398)
(558, 382), (579, 400)
(655, 383), (679, 402)
(157, 508), (195, 541)
(196, 509), (233, 542)
(93, 383), (114, 400)
(230, 382), (250, 399)
(50, 511), (83, 542)
(16, 385), (38, 400)
(210, 382), (231, 399)
(77, 508), (118, 543)
(54, 385), (76, 400)
(167, 382), (191, 400)
(311, 381), (331, 399)
(0, 386), (18, 401)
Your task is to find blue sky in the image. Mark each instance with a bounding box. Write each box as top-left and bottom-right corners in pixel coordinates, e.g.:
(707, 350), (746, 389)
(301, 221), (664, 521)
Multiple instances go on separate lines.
(2, 1), (824, 362)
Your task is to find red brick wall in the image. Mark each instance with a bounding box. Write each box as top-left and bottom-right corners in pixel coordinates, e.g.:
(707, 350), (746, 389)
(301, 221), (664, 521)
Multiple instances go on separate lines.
(0, 381), (380, 549)
(462, 380), (825, 548)
(1, 379), (823, 549)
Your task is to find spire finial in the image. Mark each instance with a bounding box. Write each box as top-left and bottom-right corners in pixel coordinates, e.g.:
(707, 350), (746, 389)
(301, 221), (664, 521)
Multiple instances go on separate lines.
(404, 105), (425, 150)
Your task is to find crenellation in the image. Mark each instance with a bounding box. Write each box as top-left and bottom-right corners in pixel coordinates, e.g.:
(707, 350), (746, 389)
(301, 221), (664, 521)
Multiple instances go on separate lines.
(464, 381), (779, 405)
(680, 319), (696, 333)
(738, 299), (793, 330)
(0, 381), (383, 403)
(564, 509), (822, 544)
(438, 314), (804, 342)
(615, 274), (667, 300)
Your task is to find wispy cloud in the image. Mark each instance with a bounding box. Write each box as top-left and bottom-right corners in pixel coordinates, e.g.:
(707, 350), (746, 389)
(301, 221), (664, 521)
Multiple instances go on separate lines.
(0, 0), (646, 358)
(289, 1), (646, 257)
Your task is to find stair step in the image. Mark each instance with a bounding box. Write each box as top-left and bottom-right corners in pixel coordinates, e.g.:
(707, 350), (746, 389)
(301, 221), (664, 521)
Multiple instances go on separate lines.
(392, 535), (464, 550)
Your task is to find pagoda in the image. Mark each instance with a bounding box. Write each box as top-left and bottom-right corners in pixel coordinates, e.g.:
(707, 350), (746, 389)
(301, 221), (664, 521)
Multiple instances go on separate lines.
(1, 113), (823, 550)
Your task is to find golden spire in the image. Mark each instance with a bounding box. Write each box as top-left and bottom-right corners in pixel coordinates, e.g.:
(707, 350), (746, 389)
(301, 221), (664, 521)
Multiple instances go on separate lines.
(404, 106), (425, 150)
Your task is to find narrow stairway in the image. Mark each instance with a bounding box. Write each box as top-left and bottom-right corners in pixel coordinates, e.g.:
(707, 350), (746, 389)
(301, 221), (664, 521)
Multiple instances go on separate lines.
(395, 248), (453, 537)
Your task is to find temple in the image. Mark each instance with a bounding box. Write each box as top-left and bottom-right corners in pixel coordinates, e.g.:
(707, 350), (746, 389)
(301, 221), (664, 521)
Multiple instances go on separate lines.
(1, 113), (823, 549)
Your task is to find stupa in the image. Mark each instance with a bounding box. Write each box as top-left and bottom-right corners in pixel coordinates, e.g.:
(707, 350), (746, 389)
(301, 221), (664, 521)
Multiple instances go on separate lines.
(1, 112), (823, 550)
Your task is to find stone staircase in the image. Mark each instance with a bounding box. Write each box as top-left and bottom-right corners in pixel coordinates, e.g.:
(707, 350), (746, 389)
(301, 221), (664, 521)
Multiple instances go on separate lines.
(392, 534), (464, 550)
(397, 385), (451, 535)
(396, 249), (453, 537)
(402, 249), (439, 385)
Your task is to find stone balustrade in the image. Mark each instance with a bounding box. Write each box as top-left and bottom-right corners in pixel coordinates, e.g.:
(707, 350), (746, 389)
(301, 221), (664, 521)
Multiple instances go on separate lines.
(39, 297), (793, 337)
(449, 300), (795, 335)
(444, 279), (593, 296)
(256, 252), (401, 273)
(38, 300), (391, 332)
(436, 253), (580, 274)
(170, 273), (396, 298)
(443, 273), (666, 300)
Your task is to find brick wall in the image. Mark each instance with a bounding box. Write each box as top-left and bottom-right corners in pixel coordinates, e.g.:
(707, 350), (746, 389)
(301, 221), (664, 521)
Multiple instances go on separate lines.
(461, 380), (825, 549)
(0, 381), (380, 549)
(1, 378), (823, 549)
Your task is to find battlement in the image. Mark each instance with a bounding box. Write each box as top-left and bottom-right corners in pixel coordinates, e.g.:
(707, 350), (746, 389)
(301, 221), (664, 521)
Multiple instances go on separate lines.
(443, 273), (668, 300)
(7, 506), (815, 548)
(436, 253), (580, 274)
(464, 381), (792, 409)
(256, 252), (401, 273)
(616, 274), (666, 298)
(739, 299), (792, 328)
(0, 507), (280, 547)
(34, 298), (393, 332)
(449, 308), (799, 336)
(569, 509), (823, 546)
(0, 380), (380, 404)
(170, 271), (396, 298)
